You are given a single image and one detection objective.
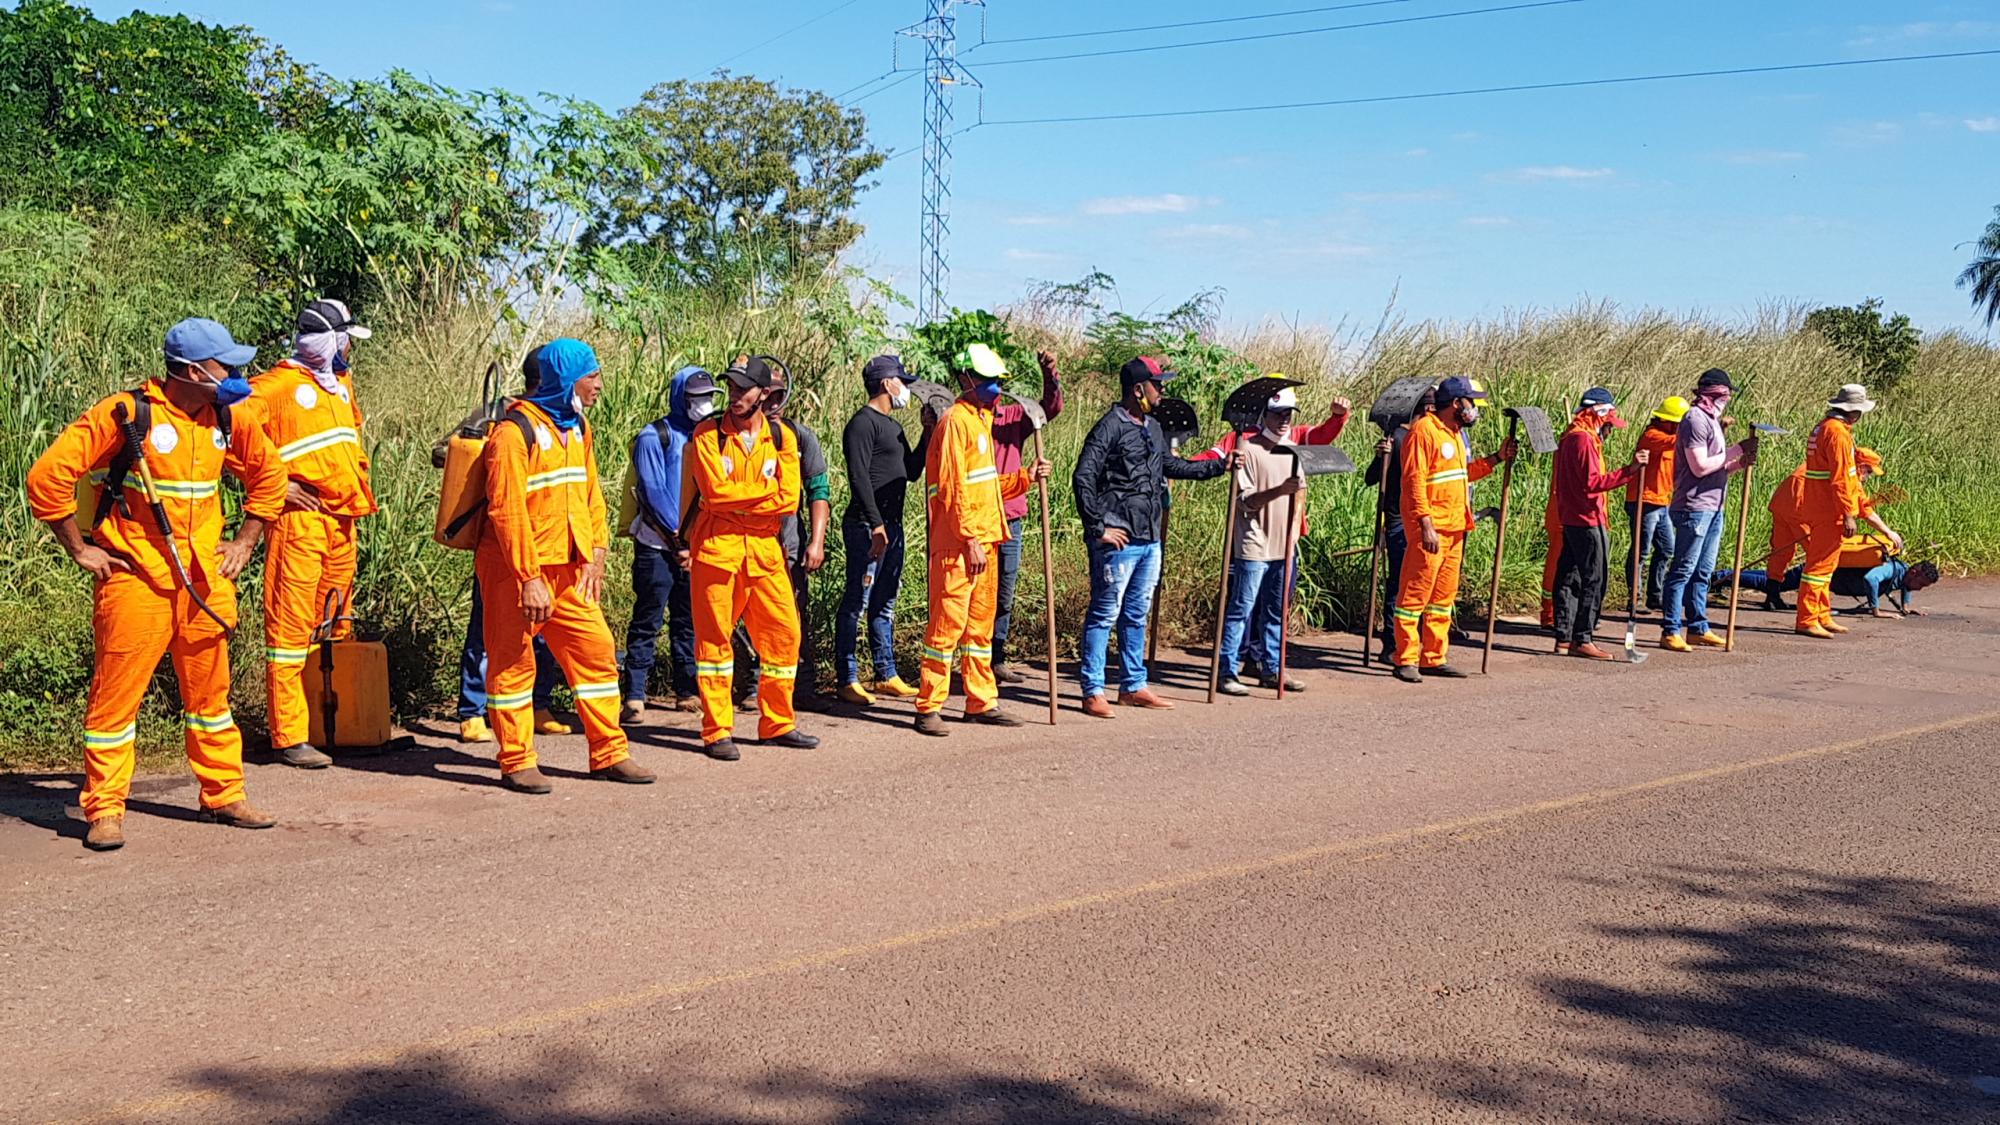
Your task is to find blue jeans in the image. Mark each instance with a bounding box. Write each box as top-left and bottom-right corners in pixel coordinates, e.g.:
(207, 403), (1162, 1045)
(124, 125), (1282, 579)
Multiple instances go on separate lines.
(457, 581), (563, 719)
(1078, 540), (1161, 699)
(1624, 501), (1674, 608)
(1220, 558), (1289, 680)
(1661, 508), (1725, 636)
(992, 517), (1024, 663)
(623, 543), (696, 702)
(834, 518), (907, 684)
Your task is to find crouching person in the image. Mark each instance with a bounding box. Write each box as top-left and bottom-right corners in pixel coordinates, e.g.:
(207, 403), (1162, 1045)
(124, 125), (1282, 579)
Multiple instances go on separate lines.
(26, 318), (289, 850)
(476, 338), (652, 793)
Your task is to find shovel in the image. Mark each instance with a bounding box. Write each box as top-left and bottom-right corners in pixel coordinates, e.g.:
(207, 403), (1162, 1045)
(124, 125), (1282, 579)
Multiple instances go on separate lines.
(1146, 398), (1201, 667)
(1480, 405), (1557, 674)
(1724, 422), (1789, 651)
(1013, 396), (1061, 727)
(1620, 492), (1650, 664)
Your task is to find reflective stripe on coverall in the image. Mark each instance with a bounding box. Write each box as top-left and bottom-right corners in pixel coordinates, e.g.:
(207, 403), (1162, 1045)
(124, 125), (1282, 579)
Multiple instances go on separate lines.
(682, 416), (803, 744)
(1393, 411), (1495, 668)
(24, 380), (287, 818)
(477, 400), (627, 773)
(249, 359), (377, 749)
(919, 397), (1031, 716)
(1796, 416), (1863, 631)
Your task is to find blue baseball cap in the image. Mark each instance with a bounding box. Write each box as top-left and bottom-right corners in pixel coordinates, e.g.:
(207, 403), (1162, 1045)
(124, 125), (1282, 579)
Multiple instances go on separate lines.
(1579, 386), (1615, 408)
(1435, 375), (1489, 404)
(163, 318), (257, 367)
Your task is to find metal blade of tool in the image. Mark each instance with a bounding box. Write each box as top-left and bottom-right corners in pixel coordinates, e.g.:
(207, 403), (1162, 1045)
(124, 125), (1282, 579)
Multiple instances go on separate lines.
(1504, 405), (1559, 455)
(1367, 376), (1436, 435)
(1222, 376), (1305, 433)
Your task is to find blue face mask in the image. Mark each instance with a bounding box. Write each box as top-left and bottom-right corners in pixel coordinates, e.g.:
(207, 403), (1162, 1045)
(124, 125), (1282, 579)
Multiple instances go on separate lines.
(216, 367), (252, 407)
(333, 351), (350, 375)
(973, 379), (1003, 404)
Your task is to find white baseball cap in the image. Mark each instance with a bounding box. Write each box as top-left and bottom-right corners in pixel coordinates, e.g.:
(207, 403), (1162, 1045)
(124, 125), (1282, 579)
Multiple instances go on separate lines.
(1266, 387), (1298, 412)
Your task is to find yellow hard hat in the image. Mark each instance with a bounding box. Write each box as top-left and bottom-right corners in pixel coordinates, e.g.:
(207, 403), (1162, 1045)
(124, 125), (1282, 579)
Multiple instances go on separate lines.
(1653, 395), (1691, 423)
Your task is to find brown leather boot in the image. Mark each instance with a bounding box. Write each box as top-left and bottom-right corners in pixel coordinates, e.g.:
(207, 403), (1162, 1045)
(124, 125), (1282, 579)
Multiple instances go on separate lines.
(591, 759), (655, 784)
(84, 815), (125, 851)
(1117, 688), (1176, 710)
(198, 800), (276, 829)
(501, 767), (554, 794)
(967, 708), (1024, 727)
(913, 712), (949, 737)
(1081, 694), (1115, 718)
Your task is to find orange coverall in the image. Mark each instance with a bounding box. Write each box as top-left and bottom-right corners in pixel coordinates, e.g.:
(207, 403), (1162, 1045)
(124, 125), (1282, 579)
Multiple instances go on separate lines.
(248, 359), (378, 750)
(918, 397), (1031, 717)
(1796, 416), (1864, 631)
(25, 380), (286, 820)
(1394, 412), (1497, 668)
(477, 402), (628, 774)
(681, 416), (803, 744)
(1766, 460), (1875, 582)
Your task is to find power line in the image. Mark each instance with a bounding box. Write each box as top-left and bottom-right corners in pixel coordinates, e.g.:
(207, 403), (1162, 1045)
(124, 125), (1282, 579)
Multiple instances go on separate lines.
(848, 70), (919, 106)
(979, 48), (2000, 126)
(711, 0), (873, 70)
(833, 69), (902, 101)
(981, 0), (1418, 46)
(971, 0), (1585, 68)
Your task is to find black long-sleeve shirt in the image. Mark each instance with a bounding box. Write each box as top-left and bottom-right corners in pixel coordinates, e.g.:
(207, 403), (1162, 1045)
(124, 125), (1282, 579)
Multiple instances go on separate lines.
(1072, 405), (1226, 544)
(842, 405), (929, 530)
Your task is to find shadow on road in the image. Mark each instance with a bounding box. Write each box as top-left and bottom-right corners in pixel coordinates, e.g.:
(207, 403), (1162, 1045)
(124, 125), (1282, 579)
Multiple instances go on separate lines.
(168, 1055), (1223, 1124)
(1339, 863), (2000, 1123)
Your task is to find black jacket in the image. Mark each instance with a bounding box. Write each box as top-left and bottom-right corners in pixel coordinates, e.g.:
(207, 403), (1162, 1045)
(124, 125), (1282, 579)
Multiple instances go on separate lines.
(1073, 405), (1226, 544)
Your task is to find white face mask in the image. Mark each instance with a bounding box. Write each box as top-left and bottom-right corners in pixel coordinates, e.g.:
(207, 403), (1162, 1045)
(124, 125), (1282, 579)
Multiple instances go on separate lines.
(687, 397), (717, 424)
(890, 386), (912, 410)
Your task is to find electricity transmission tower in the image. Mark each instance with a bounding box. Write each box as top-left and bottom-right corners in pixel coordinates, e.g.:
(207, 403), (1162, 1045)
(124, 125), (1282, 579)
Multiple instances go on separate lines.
(899, 1), (983, 325)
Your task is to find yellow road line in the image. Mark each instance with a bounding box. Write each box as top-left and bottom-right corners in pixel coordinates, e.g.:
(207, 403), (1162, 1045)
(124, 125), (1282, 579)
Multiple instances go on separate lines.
(69, 707), (2000, 1124)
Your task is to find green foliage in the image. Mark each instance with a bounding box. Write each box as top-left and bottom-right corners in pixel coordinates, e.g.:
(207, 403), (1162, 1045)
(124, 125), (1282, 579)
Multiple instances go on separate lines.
(583, 74), (884, 286)
(0, 0), (267, 211)
(1803, 299), (1921, 391)
(901, 308), (1035, 388)
(1958, 205), (2000, 328)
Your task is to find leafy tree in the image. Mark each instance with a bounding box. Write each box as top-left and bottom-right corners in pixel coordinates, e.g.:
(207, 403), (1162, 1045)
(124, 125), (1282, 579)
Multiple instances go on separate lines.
(583, 74), (884, 283)
(1959, 205), (2000, 328)
(0, 0), (268, 210)
(1803, 298), (1921, 391)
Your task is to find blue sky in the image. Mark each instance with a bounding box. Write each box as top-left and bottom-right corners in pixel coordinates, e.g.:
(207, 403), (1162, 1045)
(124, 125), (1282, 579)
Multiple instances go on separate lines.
(89, 1), (2000, 334)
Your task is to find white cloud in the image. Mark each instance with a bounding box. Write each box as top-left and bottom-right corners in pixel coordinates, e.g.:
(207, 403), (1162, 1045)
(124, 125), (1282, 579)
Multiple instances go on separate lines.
(1721, 149), (1807, 165)
(1969, 117), (2000, 133)
(1286, 240), (1376, 258)
(1005, 214), (1067, 227)
(1461, 216), (1515, 227)
(1832, 120), (1902, 145)
(1003, 248), (1068, 263)
(1080, 193), (1203, 216)
(1497, 165), (1615, 182)
(1849, 20), (2000, 47)
(1159, 223), (1251, 240)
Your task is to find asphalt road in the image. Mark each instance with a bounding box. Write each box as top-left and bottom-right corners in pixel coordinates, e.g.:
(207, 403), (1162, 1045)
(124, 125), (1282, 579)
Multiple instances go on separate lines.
(4, 585), (1999, 1124)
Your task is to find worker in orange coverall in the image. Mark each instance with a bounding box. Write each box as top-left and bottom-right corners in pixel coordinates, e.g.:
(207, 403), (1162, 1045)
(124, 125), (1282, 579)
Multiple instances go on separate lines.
(1762, 444), (1892, 612)
(912, 343), (1052, 737)
(26, 318), (288, 851)
(1794, 383), (1878, 639)
(1391, 375), (1516, 682)
(477, 338), (653, 793)
(249, 299), (378, 769)
(680, 356), (822, 761)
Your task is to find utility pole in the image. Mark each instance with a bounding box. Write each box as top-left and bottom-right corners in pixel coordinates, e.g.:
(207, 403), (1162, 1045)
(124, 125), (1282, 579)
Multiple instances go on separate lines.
(899, 1), (983, 325)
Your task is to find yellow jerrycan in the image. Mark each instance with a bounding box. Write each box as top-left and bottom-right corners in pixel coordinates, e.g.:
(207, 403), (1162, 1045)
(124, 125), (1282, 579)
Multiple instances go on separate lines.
(303, 590), (394, 749)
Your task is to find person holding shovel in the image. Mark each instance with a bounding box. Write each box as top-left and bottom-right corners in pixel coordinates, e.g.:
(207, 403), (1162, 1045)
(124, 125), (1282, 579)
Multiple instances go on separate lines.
(1623, 397), (1684, 613)
(1659, 369), (1758, 652)
(1549, 387), (1646, 660)
(912, 344), (1052, 736)
(1390, 376), (1515, 683)
(988, 351), (1064, 685)
(1073, 357), (1233, 715)
(26, 318), (290, 850)
(1194, 380), (1350, 681)
(1214, 387), (1313, 695)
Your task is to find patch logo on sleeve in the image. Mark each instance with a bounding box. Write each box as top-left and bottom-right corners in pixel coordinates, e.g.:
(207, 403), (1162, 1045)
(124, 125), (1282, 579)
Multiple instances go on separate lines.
(536, 426), (554, 452)
(294, 384), (319, 410)
(1440, 441), (1456, 460)
(212, 427), (227, 450)
(149, 423), (179, 455)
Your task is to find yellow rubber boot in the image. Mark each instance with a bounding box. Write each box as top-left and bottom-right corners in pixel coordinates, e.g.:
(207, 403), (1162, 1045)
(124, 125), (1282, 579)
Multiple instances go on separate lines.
(1660, 631), (1692, 653)
(838, 682), (877, 706)
(1692, 631), (1728, 648)
(874, 675), (919, 699)
(534, 708), (574, 735)
(458, 715), (493, 743)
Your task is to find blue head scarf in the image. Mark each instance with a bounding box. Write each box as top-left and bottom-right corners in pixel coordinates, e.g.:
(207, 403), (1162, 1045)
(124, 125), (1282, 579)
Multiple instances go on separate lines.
(524, 338), (598, 431)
